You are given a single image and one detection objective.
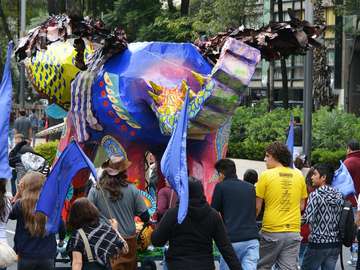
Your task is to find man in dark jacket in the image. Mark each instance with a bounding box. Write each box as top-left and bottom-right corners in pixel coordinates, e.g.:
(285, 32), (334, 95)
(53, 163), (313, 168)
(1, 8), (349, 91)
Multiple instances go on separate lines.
(344, 139), (360, 206)
(151, 179), (241, 270)
(211, 159), (259, 270)
(344, 139), (360, 267)
(14, 109), (32, 142)
(9, 134), (34, 185)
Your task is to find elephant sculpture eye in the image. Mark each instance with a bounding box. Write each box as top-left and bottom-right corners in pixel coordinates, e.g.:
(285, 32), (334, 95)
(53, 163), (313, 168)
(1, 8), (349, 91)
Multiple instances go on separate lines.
(108, 95), (118, 103)
(106, 87), (114, 95)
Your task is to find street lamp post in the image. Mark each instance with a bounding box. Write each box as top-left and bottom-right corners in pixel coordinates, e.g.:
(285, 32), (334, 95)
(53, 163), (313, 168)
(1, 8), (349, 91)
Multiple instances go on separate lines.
(19, 0), (26, 108)
(303, 0), (313, 162)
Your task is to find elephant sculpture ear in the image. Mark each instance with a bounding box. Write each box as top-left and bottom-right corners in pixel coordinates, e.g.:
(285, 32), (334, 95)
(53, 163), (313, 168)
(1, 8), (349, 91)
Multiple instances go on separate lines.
(146, 78), (203, 136)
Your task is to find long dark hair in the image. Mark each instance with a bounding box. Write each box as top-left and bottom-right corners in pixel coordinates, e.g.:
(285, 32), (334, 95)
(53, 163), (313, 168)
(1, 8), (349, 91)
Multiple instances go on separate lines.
(68, 198), (100, 230)
(99, 170), (128, 201)
(0, 180), (8, 222)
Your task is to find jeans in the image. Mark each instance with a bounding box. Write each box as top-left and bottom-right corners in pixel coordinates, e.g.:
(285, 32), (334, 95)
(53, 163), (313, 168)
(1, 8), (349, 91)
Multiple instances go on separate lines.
(10, 169), (17, 197)
(299, 242), (308, 267)
(301, 246), (341, 270)
(220, 239), (259, 270)
(18, 258), (55, 270)
(356, 230), (360, 270)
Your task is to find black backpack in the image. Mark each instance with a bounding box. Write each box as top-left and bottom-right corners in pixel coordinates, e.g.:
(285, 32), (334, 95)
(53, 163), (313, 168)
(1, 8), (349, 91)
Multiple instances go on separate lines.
(338, 200), (356, 247)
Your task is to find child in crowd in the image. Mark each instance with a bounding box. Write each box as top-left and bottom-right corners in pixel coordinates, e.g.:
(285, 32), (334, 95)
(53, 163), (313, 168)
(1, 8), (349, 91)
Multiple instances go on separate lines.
(9, 172), (58, 270)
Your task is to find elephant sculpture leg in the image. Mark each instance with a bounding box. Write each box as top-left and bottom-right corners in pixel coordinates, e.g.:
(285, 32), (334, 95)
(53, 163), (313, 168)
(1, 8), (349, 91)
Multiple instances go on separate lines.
(124, 142), (147, 190)
(57, 115), (99, 221)
(188, 119), (232, 202)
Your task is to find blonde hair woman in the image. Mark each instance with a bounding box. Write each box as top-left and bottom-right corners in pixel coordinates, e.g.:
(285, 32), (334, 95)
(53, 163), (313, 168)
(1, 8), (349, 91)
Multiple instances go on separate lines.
(9, 172), (57, 270)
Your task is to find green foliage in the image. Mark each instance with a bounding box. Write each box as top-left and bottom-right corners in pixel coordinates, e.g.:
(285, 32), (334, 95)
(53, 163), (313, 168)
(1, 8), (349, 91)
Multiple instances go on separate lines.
(106, 0), (258, 43)
(312, 107), (360, 150)
(34, 140), (59, 165)
(311, 148), (346, 169)
(103, 0), (161, 41)
(228, 102), (359, 166)
(137, 13), (197, 42)
(191, 0), (257, 35)
(228, 101), (302, 160)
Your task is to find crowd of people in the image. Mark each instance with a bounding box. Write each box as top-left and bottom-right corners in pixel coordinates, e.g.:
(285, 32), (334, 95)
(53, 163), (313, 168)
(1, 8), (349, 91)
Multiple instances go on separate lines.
(10, 109), (45, 149)
(1, 134), (360, 270)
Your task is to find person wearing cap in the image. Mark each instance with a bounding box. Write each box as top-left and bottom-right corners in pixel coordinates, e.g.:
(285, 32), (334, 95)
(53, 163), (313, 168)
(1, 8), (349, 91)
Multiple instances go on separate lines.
(88, 155), (150, 270)
(151, 178), (241, 270)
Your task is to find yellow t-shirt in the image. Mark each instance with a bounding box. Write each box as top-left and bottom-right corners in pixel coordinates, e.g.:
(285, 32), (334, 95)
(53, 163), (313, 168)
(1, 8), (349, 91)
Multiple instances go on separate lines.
(256, 166), (307, 233)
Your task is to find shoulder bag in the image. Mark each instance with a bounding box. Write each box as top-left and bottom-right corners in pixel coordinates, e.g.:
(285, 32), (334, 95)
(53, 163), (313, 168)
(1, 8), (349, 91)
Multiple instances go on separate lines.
(77, 229), (107, 270)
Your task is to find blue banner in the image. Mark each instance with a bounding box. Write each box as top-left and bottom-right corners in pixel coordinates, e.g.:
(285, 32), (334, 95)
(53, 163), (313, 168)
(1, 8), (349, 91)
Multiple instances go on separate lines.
(332, 161), (355, 197)
(36, 141), (98, 233)
(0, 42), (13, 180)
(286, 114), (294, 159)
(160, 90), (189, 224)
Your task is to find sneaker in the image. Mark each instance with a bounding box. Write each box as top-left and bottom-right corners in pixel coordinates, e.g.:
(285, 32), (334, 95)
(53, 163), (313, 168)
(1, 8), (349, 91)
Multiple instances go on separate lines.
(347, 259), (357, 267)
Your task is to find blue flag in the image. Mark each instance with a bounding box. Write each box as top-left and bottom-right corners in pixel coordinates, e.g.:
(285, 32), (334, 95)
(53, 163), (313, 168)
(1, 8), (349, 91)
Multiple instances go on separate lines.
(160, 90), (189, 224)
(0, 42), (13, 180)
(286, 114), (294, 158)
(36, 141), (98, 233)
(332, 161), (355, 197)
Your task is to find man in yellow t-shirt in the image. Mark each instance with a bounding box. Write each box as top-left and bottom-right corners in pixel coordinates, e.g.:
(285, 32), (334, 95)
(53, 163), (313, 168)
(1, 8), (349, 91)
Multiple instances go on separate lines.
(256, 142), (307, 270)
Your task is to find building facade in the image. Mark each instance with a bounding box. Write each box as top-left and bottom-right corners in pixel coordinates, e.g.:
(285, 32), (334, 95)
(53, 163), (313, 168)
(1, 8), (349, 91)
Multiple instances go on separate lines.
(247, 0), (336, 107)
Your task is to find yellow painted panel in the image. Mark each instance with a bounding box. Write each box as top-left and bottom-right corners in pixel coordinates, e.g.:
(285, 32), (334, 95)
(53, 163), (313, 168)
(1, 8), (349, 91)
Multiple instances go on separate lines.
(325, 28), (335, 39)
(25, 40), (94, 109)
(326, 8), (336, 26)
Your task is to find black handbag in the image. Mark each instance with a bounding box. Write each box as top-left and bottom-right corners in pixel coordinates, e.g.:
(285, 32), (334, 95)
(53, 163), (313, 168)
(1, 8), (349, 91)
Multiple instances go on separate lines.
(78, 229), (108, 270)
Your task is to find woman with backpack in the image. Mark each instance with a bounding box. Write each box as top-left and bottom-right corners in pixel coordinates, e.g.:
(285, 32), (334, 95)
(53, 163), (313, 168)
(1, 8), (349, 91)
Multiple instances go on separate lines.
(66, 198), (126, 270)
(9, 172), (57, 270)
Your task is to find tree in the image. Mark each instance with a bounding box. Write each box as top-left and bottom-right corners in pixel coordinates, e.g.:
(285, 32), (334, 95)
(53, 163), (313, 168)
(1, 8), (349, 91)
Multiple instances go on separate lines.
(103, 0), (161, 41)
(180, 0), (190, 16)
(0, 1), (13, 41)
(167, 0), (176, 13)
(313, 0), (334, 109)
(192, 0), (257, 35)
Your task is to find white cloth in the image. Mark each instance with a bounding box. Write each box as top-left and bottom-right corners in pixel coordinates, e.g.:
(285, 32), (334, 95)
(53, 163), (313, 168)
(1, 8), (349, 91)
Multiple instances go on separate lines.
(0, 196), (11, 244)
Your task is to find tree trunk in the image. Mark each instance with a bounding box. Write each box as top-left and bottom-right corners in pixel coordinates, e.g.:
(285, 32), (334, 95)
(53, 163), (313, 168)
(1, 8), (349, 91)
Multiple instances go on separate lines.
(278, 0), (289, 109)
(167, 0), (176, 13)
(48, 0), (57, 15)
(180, 0), (190, 16)
(48, 0), (67, 15)
(313, 0), (334, 109)
(0, 2), (13, 41)
(92, 0), (97, 18)
(66, 0), (84, 17)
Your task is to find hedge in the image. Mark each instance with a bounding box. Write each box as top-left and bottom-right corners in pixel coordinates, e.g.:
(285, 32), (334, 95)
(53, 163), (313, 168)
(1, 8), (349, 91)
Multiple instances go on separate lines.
(228, 102), (360, 165)
(34, 140), (59, 165)
(32, 104), (359, 167)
